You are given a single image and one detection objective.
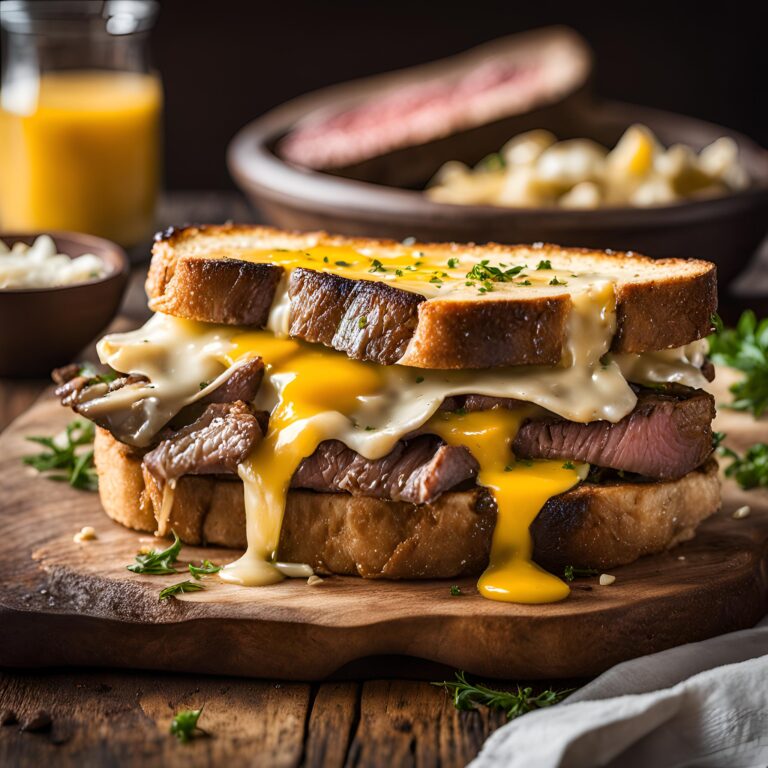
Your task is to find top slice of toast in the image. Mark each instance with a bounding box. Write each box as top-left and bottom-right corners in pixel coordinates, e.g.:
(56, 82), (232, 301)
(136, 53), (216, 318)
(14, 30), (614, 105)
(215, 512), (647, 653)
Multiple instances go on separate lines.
(146, 224), (717, 370)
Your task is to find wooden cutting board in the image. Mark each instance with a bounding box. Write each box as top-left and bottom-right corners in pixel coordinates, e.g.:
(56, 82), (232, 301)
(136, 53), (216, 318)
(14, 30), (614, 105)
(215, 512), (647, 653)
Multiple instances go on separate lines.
(0, 385), (766, 681)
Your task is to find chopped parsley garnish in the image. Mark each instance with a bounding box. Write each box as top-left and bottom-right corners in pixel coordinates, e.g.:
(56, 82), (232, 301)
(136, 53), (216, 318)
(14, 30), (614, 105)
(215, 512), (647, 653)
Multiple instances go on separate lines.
(188, 560), (222, 579)
(536, 260), (552, 270)
(199, 381), (210, 390)
(364, 425), (375, 431)
(447, 257), (459, 269)
(450, 585), (462, 596)
(369, 259), (386, 273)
(429, 275), (443, 285)
(718, 443), (768, 489)
(170, 707), (205, 743)
(127, 531), (182, 575)
(415, 376), (425, 383)
(563, 565), (599, 582)
(78, 364), (118, 384)
(708, 311), (768, 417)
(335, 260), (350, 267)
(562, 461), (575, 470)
(323, 256), (329, 263)
(549, 277), (567, 286)
(517, 280), (532, 286)
(159, 580), (205, 600)
(466, 260), (526, 283)
(395, 269), (403, 276)
(23, 419), (98, 491)
(358, 316), (368, 329)
(433, 672), (572, 719)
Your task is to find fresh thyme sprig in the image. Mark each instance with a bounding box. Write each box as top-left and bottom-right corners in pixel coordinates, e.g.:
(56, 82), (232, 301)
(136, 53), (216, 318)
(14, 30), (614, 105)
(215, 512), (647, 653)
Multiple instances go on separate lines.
(170, 706), (206, 743)
(433, 672), (573, 719)
(718, 443), (768, 489)
(188, 560), (222, 579)
(159, 580), (205, 601)
(23, 419), (98, 491)
(127, 531), (182, 575)
(708, 311), (768, 417)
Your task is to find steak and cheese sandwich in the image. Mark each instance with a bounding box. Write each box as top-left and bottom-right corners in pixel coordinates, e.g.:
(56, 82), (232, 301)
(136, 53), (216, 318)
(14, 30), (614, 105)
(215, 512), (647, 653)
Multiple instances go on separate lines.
(54, 225), (720, 604)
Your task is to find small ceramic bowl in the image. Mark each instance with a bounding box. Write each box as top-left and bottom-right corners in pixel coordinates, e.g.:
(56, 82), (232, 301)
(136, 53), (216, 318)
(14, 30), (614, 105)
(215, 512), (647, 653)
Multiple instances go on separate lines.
(0, 231), (129, 377)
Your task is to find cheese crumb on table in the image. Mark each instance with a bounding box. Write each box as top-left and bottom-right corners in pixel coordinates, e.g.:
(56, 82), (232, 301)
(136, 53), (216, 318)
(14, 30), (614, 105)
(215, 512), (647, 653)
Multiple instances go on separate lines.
(732, 505), (751, 520)
(599, 574), (616, 586)
(307, 575), (324, 586)
(73, 526), (97, 543)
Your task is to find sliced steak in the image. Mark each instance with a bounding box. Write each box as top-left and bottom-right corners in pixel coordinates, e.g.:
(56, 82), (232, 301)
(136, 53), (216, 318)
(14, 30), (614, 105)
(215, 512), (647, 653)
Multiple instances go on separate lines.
(514, 389), (715, 480)
(144, 401), (264, 484)
(291, 435), (478, 503)
(199, 358), (264, 405)
(52, 365), (149, 414)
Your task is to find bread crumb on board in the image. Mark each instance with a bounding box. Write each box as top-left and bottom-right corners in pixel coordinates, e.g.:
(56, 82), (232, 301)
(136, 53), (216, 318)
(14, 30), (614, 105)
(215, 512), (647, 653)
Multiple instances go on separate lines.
(73, 526), (97, 543)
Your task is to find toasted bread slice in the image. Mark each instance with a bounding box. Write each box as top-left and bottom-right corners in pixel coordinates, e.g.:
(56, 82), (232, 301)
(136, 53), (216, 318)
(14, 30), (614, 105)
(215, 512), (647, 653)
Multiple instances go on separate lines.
(95, 429), (720, 578)
(147, 225), (717, 369)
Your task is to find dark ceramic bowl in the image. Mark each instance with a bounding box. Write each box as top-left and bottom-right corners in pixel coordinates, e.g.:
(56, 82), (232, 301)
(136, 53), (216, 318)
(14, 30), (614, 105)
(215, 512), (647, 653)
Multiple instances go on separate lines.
(0, 232), (128, 377)
(229, 97), (768, 288)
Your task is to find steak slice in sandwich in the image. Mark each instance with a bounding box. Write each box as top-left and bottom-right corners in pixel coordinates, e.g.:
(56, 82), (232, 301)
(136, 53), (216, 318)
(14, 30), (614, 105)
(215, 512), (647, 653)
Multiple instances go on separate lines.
(54, 226), (720, 604)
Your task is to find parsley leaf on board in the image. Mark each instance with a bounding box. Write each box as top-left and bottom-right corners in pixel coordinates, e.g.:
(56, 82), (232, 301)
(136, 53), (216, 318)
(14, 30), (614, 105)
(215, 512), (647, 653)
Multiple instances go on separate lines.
(159, 580), (205, 601)
(127, 531), (182, 575)
(718, 443), (768, 490)
(433, 672), (573, 719)
(170, 706), (206, 743)
(188, 560), (222, 579)
(23, 419), (98, 491)
(708, 311), (768, 417)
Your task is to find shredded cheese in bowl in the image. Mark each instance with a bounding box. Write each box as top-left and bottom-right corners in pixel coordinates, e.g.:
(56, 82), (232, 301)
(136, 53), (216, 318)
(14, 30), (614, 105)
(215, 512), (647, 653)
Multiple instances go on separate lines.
(0, 235), (108, 289)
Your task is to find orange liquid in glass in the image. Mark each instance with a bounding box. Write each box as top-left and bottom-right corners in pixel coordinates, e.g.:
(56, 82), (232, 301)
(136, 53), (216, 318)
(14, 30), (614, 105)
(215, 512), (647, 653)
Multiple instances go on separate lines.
(0, 70), (161, 245)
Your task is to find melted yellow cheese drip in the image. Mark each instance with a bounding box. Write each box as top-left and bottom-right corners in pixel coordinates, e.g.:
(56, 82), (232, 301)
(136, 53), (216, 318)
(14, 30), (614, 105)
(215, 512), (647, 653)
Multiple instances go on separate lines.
(428, 410), (582, 603)
(218, 333), (385, 586)
(214, 331), (582, 602)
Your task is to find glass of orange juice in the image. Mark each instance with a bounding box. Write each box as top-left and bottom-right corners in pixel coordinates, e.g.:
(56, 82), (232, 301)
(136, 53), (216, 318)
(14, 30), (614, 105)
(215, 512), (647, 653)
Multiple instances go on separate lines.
(0, 0), (162, 247)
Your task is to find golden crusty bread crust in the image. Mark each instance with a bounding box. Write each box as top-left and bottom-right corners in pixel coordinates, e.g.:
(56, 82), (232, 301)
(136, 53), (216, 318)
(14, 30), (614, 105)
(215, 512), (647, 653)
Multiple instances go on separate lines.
(146, 224), (717, 369)
(95, 429), (720, 578)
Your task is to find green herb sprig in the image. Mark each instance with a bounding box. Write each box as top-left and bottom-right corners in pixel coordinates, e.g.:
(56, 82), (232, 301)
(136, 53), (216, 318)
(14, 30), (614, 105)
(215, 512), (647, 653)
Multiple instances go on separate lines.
(433, 672), (572, 719)
(708, 311), (768, 417)
(127, 532), (182, 575)
(159, 580), (205, 601)
(23, 419), (98, 491)
(170, 706), (205, 743)
(563, 565), (599, 582)
(189, 560), (222, 579)
(719, 443), (768, 489)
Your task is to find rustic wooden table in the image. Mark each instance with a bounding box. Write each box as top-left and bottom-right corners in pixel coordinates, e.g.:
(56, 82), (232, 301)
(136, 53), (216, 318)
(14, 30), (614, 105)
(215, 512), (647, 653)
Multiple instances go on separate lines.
(1, 193), (766, 767)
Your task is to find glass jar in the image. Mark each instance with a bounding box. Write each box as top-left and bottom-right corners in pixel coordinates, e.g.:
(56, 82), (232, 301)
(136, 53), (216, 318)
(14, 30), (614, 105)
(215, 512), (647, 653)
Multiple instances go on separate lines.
(0, 0), (162, 246)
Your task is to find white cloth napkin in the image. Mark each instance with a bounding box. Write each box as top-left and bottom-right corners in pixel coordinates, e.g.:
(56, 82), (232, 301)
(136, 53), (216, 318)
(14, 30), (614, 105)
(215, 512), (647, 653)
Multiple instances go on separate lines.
(470, 616), (768, 768)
